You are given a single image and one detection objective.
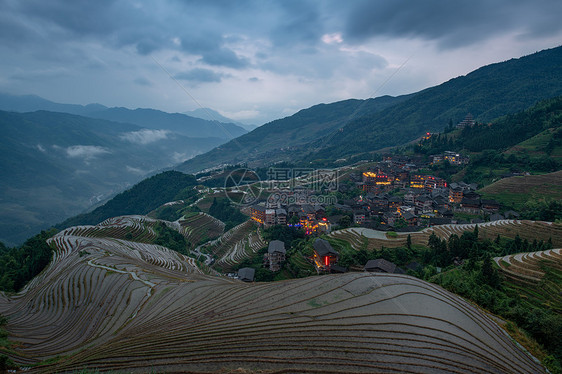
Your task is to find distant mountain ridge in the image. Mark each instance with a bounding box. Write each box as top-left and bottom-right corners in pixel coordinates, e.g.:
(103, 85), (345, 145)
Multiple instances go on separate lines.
(176, 94), (413, 172)
(88, 107), (247, 139)
(184, 107), (258, 132)
(177, 45), (562, 172)
(0, 110), (222, 246)
(0, 93), (247, 139)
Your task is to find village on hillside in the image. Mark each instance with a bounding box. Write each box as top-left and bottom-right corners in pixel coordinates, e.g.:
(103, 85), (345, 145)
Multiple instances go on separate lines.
(236, 142), (530, 280)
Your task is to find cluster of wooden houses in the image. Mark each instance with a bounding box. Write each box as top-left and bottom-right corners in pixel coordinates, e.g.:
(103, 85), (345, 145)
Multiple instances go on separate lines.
(239, 237), (411, 281)
(249, 202), (331, 235)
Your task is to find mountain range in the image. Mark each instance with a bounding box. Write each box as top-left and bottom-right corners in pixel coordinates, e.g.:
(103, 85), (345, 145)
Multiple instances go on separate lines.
(177, 45), (562, 173)
(0, 95), (253, 246)
(0, 110), (226, 246)
(0, 93), (248, 139)
(2, 45), (562, 245)
(184, 107), (259, 132)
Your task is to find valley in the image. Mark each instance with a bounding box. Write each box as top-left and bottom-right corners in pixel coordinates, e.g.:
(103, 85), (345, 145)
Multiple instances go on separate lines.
(1, 44), (562, 373)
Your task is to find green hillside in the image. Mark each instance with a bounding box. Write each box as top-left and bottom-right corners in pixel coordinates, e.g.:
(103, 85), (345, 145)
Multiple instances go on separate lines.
(318, 46), (562, 160)
(407, 95), (562, 190)
(56, 171), (198, 229)
(177, 95), (411, 172)
(178, 45), (562, 172)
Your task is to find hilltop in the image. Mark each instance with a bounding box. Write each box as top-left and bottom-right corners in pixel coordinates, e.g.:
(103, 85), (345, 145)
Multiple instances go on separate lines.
(177, 45), (562, 173)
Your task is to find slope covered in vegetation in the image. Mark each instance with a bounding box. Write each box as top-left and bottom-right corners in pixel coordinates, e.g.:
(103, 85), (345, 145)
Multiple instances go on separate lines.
(57, 171), (198, 229)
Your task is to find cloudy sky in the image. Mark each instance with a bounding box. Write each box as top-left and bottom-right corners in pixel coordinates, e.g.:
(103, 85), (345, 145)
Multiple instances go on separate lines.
(1, 0), (562, 125)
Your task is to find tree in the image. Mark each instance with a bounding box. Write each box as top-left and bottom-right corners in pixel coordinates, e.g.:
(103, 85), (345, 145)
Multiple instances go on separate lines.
(480, 252), (500, 288)
(338, 215), (351, 228)
(394, 217), (407, 229)
(428, 233), (441, 251)
(406, 234), (412, 250)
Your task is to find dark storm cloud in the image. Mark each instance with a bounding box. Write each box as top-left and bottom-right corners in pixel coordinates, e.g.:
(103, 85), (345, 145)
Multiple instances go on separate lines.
(199, 48), (250, 69)
(20, 0), (120, 35)
(174, 68), (226, 83)
(1, 0), (254, 69)
(267, 0), (324, 47)
(343, 0), (562, 48)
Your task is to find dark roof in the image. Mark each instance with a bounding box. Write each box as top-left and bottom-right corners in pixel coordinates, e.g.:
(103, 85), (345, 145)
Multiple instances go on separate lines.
(276, 208), (287, 216)
(402, 211), (417, 220)
(330, 265), (348, 273)
(314, 204), (325, 212)
(238, 267), (255, 282)
(430, 217), (452, 225)
(364, 258), (396, 273)
(463, 191), (481, 200)
(490, 213), (504, 221)
(327, 215), (345, 223)
(268, 240), (286, 254)
(433, 195), (449, 204)
(504, 210), (520, 218)
(442, 210), (454, 217)
(302, 204), (315, 214)
(313, 238), (339, 257)
(251, 205), (266, 212)
(334, 203), (353, 212)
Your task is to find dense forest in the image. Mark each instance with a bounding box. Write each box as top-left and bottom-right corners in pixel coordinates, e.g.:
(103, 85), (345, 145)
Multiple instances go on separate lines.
(309, 46), (562, 161)
(208, 197), (247, 231)
(415, 95), (562, 156)
(458, 95), (562, 152)
(0, 230), (57, 292)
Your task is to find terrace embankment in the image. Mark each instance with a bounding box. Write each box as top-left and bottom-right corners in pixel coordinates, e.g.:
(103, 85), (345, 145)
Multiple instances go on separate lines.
(0, 216), (546, 373)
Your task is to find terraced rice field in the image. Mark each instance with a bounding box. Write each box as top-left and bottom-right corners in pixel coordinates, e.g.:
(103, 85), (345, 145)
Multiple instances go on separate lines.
(178, 212), (225, 246)
(199, 220), (266, 271)
(0, 224), (545, 373)
(329, 220), (562, 251)
(494, 248), (562, 312)
(215, 227), (266, 270)
(57, 215), (162, 243)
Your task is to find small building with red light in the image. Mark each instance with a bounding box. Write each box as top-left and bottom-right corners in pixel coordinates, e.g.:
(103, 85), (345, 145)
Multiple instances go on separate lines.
(312, 238), (339, 270)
